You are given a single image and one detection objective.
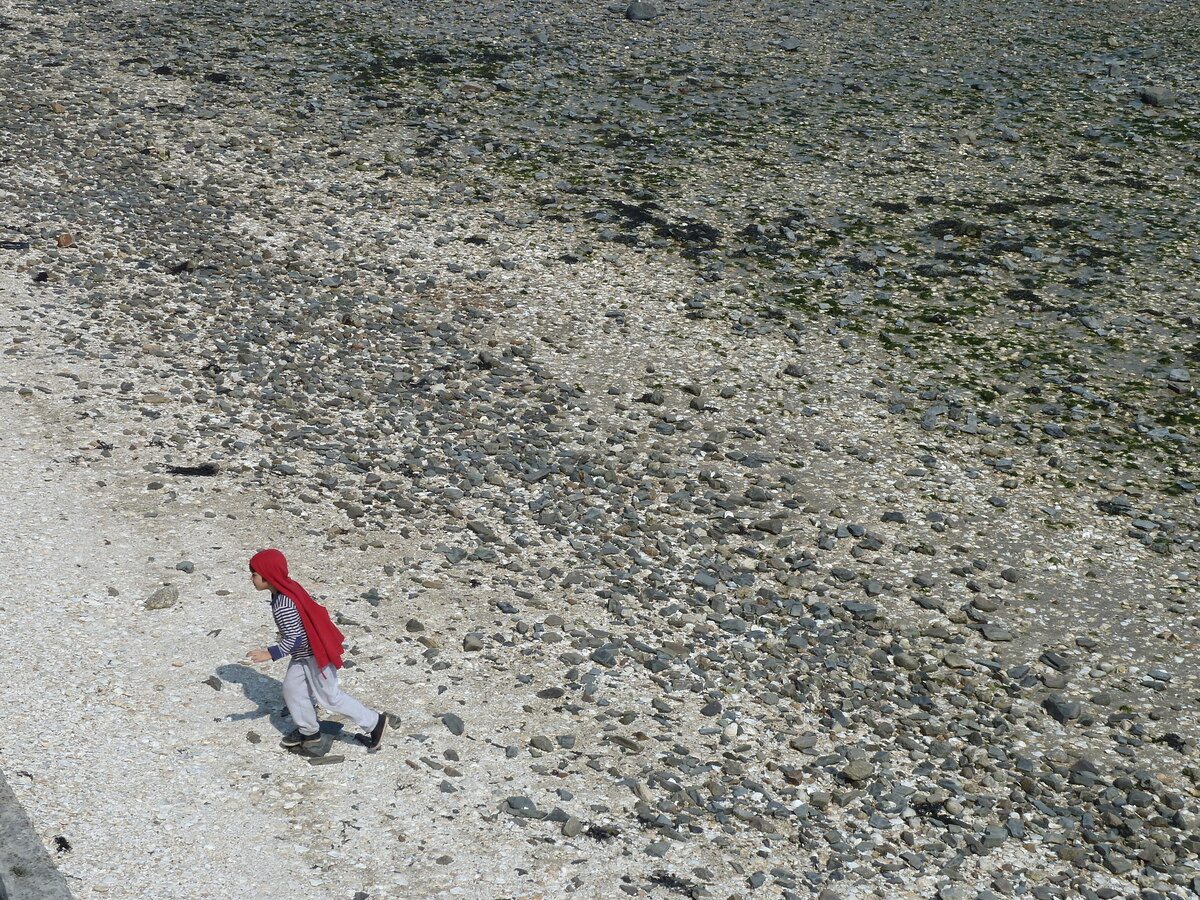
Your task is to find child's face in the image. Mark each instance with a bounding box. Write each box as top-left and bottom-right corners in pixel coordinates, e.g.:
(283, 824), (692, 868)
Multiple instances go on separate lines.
(250, 571), (271, 592)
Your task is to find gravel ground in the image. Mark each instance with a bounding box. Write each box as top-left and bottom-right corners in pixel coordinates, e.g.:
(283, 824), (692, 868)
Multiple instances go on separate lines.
(1, 0), (1198, 898)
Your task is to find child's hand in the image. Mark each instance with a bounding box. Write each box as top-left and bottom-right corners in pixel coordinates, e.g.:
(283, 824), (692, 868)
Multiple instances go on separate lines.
(246, 649), (271, 663)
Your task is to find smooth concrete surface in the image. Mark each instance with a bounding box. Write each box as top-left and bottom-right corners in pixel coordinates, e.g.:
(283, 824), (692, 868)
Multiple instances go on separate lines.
(0, 771), (72, 900)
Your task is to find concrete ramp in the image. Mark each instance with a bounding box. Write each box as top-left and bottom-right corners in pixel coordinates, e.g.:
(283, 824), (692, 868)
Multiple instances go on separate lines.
(0, 771), (71, 900)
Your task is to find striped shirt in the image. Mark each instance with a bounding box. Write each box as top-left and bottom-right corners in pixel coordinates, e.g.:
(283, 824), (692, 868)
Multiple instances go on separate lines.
(267, 593), (313, 661)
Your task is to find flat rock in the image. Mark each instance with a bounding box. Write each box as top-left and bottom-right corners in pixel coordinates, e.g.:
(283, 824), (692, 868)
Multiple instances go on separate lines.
(1139, 85), (1175, 107)
(504, 796), (543, 819)
(306, 754), (345, 766)
(1044, 695), (1082, 723)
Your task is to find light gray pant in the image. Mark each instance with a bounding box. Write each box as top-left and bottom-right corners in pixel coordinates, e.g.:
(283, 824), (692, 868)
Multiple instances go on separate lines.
(282, 657), (378, 736)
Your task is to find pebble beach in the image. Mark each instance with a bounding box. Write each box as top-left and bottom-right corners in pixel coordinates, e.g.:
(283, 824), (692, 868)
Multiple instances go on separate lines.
(1, 0), (1198, 898)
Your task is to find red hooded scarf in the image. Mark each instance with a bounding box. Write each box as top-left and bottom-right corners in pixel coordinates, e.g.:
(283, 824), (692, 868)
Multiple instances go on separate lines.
(250, 549), (345, 672)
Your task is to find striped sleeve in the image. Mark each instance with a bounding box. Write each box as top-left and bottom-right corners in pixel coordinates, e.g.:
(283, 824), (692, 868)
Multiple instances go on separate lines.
(268, 594), (313, 661)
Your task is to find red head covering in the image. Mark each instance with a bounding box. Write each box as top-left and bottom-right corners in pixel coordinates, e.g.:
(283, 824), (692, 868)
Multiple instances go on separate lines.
(250, 548), (345, 672)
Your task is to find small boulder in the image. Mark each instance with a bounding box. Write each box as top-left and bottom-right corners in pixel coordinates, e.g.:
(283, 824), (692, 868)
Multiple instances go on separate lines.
(562, 816), (583, 837)
(841, 760), (874, 782)
(462, 633), (485, 652)
(981, 624), (1013, 642)
(144, 584), (179, 610)
(1139, 85), (1175, 107)
(625, 1), (659, 20)
(1044, 695), (1081, 723)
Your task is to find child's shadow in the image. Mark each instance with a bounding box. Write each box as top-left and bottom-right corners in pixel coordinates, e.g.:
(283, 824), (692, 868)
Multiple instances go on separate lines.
(214, 664), (346, 744)
(215, 664), (291, 736)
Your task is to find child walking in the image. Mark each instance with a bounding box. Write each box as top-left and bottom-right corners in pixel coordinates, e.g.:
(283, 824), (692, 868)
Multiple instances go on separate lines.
(245, 548), (387, 751)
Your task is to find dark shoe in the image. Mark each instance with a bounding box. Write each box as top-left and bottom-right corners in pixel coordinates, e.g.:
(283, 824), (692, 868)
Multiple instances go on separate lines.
(281, 728), (321, 748)
(356, 712), (387, 750)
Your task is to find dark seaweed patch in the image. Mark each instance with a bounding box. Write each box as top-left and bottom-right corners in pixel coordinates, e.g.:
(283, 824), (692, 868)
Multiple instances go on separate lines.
(925, 218), (984, 238)
(166, 463), (220, 476)
(585, 824), (621, 841)
(648, 873), (693, 895)
(604, 200), (721, 258)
